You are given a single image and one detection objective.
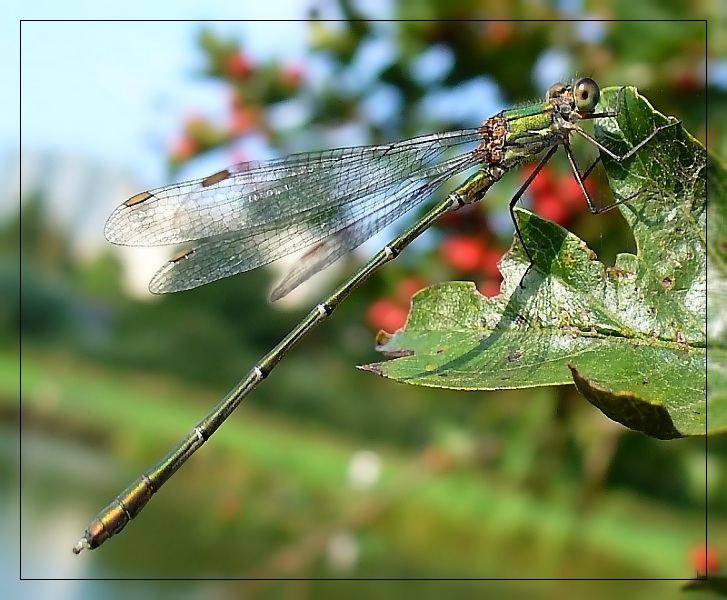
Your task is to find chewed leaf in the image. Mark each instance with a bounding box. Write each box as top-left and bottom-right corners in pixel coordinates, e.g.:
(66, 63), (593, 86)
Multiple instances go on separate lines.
(361, 87), (719, 438)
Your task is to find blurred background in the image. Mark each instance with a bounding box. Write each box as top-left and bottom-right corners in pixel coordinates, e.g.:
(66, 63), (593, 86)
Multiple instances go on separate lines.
(10, 1), (726, 597)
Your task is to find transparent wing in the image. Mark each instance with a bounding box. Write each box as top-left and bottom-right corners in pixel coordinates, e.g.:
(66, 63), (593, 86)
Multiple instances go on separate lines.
(105, 129), (482, 247)
(268, 171), (457, 301)
(148, 153), (477, 295)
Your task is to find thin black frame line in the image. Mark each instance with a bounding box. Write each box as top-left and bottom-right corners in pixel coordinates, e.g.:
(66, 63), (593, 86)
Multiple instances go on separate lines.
(17, 16), (710, 583)
(18, 16), (23, 584)
(17, 18), (709, 23)
(704, 17), (709, 579)
(20, 576), (708, 582)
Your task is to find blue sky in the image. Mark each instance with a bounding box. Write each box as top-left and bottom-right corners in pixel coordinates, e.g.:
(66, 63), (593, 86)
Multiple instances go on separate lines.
(13, 7), (323, 186)
(10, 3), (409, 301)
(10, 2), (408, 207)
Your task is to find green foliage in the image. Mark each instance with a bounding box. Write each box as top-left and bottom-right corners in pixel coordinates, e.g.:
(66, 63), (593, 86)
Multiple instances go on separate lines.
(11, 349), (719, 579)
(363, 87), (714, 439)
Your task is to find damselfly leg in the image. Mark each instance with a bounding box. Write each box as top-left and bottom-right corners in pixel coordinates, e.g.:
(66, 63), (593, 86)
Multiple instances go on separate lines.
(509, 106), (678, 284)
(573, 120), (681, 164)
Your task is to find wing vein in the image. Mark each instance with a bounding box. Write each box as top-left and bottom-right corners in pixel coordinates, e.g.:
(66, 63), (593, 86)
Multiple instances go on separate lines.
(148, 152), (478, 294)
(106, 129), (482, 247)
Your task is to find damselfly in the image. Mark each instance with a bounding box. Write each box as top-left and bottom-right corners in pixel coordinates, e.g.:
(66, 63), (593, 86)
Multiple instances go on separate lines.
(73, 78), (678, 553)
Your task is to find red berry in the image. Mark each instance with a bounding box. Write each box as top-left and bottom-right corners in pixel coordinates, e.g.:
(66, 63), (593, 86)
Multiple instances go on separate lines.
(441, 235), (485, 272)
(225, 52), (254, 79)
(480, 246), (503, 279)
(366, 299), (408, 333)
(485, 22), (513, 47)
(674, 69), (700, 92)
(396, 277), (427, 304)
(170, 136), (197, 161)
(557, 171), (599, 215)
(478, 279), (501, 298)
(534, 192), (571, 226)
(230, 105), (255, 135)
(559, 176), (584, 211)
(690, 544), (720, 576)
(524, 164), (555, 197)
(280, 65), (303, 88)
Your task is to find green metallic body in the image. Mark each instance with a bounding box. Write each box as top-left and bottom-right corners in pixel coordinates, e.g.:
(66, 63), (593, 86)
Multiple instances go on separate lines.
(503, 101), (560, 167)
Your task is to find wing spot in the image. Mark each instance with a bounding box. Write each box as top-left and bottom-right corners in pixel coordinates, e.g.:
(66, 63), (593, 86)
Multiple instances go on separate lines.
(170, 248), (196, 263)
(201, 169), (231, 188)
(124, 191), (154, 207)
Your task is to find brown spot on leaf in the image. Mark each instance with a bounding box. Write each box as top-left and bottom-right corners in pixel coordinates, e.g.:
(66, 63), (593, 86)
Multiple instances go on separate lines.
(377, 348), (415, 359)
(373, 330), (413, 358)
(357, 363), (385, 376)
(507, 351), (523, 363)
(606, 266), (628, 281)
(661, 276), (673, 289)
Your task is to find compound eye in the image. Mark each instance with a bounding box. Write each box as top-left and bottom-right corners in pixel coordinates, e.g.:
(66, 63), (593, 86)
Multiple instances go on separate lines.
(546, 82), (566, 100)
(574, 77), (600, 112)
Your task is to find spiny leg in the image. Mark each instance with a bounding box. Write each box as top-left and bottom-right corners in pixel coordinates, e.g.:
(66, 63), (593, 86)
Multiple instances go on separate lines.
(568, 97), (680, 212)
(574, 84), (679, 165)
(562, 144), (632, 214)
(572, 119), (680, 164)
(514, 144), (608, 286)
(508, 145), (558, 285)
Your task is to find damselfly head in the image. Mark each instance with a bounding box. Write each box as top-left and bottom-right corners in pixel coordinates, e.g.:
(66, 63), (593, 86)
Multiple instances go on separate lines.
(547, 78), (601, 118)
(546, 82), (567, 100)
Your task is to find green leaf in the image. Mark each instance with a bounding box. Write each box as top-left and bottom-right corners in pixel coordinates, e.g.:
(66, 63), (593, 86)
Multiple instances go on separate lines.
(362, 87), (718, 439)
